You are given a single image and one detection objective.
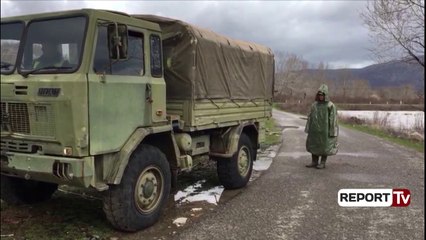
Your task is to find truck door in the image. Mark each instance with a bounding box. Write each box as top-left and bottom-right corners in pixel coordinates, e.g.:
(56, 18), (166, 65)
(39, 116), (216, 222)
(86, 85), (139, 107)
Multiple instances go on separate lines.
(87, 22), (156, 155)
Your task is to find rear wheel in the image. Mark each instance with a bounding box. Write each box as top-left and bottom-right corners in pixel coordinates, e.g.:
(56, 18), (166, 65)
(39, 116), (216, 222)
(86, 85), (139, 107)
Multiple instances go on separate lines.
(103, 145), (171, 232)
(217, 133), (254, 189)
(0, 175), (58, 204)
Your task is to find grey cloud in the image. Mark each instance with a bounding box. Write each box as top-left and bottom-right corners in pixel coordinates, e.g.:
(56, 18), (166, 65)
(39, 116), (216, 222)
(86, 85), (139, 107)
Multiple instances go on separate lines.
(1, 0), (374, 68)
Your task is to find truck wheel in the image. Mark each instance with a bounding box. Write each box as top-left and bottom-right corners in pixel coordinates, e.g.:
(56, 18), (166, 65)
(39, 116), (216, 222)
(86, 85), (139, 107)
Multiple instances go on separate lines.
(217, 133), (254, 189)
(103, 145), (171, 232)
(0, 175), (58, 204)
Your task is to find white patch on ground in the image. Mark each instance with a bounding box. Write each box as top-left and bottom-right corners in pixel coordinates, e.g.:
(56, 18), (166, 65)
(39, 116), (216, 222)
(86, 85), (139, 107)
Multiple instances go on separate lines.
(191, 208), (203, 212)
(173, 217), (188, 227)
(253, 157), (273, 171)
(338, 110), (424, 135)
(175, 145), (279, 205)
(253, 145), (280, 171)
(174, 180), (224, 205)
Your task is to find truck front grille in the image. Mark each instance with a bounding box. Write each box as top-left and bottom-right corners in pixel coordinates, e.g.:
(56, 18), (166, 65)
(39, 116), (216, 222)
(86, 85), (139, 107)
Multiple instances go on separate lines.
(1, 102), (30, 134)
(31, 105), (56, 137)
(1, 102), (55, 137)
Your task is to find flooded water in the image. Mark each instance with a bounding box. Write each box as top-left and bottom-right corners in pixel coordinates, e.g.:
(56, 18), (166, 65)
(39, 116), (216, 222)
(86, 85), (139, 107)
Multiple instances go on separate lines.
(338, 110), (424, 133)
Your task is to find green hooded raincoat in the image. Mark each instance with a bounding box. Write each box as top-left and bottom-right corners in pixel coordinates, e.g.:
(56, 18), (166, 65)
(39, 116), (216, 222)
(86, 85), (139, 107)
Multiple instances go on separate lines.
(305, 84), (339, 156)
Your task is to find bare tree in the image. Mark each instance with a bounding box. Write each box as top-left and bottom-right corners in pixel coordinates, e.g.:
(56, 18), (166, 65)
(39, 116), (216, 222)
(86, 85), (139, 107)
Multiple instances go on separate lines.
(314, 61), (329, 83)
(350, 79), (372, 102)
(274, 51), (308, 100)
(335, 69), (355, 103)
(361, 0), (424, 67)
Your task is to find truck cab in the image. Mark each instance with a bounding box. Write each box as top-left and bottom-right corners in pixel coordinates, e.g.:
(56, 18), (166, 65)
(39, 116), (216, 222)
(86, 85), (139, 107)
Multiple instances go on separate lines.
(1, 9), (168, 184)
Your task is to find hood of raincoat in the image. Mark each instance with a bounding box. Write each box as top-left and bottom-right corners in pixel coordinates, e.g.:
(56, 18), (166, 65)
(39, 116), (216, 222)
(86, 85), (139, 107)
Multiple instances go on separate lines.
(316, 84), (330, 102)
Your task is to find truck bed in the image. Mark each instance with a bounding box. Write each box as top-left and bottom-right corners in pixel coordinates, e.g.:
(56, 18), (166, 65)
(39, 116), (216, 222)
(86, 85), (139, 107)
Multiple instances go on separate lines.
(167, 98), (272, 131)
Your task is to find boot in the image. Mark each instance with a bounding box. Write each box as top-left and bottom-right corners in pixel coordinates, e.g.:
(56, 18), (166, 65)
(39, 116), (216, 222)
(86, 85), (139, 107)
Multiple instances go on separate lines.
(316, 156), (327, 169)
(306, 155), (319, 168)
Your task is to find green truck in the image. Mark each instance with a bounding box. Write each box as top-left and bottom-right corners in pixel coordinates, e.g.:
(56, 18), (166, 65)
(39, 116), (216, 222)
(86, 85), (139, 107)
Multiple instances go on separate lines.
(1, 9), (274, 231)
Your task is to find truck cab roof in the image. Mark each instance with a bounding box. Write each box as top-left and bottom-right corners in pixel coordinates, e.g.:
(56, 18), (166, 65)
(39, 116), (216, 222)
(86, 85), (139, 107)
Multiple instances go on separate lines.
(1, 8), (161, 32)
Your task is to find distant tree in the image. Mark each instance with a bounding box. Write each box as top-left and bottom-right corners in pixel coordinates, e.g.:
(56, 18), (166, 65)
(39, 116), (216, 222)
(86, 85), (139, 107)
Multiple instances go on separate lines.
(399, 84), (417, 103)
(314, 61), (329, 83)
(350, 79), (372, 102)
(361, 0), (424, 68)
(378, 88), (391, 102)
(274, 52), (308, 100)
(335, 68), (355, 103)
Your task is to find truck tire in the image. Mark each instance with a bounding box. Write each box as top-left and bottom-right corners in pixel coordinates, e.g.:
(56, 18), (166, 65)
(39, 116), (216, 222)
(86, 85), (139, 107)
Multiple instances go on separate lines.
(103, 145), (171, 232)
(217, 133), (254, 189)
(0, 175), (58, 204)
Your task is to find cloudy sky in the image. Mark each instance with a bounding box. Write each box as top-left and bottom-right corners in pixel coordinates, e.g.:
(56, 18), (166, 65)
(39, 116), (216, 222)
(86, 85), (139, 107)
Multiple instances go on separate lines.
(1, 0), (375, 69)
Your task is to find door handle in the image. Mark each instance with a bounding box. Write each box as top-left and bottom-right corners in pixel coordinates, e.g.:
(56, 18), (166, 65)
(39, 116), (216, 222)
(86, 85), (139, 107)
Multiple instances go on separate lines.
(146, 84), (153, 103)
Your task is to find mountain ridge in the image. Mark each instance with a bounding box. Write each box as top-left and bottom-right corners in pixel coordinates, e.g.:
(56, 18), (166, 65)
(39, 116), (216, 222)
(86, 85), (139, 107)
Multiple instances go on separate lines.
(303, 59), (424, 91)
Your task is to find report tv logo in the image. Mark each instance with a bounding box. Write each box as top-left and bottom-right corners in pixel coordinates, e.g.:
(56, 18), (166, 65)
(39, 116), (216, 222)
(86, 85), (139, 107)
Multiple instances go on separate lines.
(338, 189), (411, 207)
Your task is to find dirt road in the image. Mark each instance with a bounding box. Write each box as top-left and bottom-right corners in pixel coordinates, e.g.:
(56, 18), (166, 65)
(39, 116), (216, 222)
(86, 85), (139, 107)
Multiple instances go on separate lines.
(175, 109), (424, 239)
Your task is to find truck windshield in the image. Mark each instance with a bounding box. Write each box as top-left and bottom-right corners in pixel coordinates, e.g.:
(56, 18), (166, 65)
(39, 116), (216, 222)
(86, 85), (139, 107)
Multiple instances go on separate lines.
(1, 22), (24, 74)
(18, 16), (87, 75)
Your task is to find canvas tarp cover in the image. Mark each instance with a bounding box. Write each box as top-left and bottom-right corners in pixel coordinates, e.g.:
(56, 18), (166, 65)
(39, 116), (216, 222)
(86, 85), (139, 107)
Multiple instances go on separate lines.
(133, 14), (275, 100)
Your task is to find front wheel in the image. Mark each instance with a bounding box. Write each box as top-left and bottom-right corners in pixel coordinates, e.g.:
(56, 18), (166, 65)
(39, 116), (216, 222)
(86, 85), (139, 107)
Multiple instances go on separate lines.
(217, 133), (254, 189)
(103, 145), (171, 232)
(1, 175), (58, 204)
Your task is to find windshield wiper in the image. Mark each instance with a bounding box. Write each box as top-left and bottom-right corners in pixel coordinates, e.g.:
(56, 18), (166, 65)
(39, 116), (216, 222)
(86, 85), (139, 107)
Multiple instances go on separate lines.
(21, 66), (73, 78)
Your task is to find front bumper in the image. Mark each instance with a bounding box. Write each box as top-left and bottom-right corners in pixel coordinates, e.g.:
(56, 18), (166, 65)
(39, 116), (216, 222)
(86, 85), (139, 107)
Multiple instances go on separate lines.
(1, 151), (94, 188)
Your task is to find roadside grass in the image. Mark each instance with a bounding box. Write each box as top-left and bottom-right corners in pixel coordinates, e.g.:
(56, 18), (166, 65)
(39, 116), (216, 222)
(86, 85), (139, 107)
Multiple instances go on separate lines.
(264, 118), (282, 147)
(339, 122), (424, 153)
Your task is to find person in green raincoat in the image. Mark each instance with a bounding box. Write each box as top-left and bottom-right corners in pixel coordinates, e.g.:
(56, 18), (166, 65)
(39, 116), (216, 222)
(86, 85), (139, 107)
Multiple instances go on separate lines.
(305, 84), (339, 169)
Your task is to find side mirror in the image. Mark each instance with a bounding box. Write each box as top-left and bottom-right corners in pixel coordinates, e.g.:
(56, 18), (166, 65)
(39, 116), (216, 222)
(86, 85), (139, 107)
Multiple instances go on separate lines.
(107, 23), (128, 60)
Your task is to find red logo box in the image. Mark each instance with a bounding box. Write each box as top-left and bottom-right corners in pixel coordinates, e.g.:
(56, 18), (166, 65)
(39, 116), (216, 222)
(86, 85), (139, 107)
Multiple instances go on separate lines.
(392, 189), (411, 207)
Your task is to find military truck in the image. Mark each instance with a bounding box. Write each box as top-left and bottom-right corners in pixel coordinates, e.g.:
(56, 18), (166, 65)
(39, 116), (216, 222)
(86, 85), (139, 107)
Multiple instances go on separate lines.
(0, 9), (274, 231)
